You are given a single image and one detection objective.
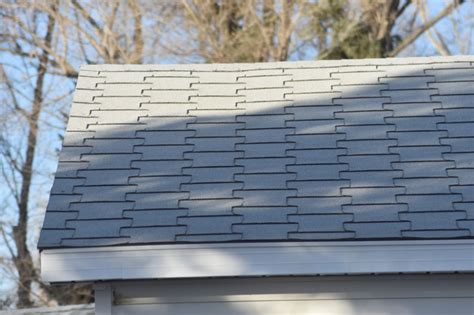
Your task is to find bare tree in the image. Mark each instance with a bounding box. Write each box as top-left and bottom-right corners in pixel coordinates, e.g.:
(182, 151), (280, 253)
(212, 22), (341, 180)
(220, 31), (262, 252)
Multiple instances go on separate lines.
(170, 0), (301, 62)
(309, 0), (467, 59)
(1, 0), (149, 78)
(0, 0), (154, 307)
(166, 0), (469, 63)
(0, 1), (57, 307)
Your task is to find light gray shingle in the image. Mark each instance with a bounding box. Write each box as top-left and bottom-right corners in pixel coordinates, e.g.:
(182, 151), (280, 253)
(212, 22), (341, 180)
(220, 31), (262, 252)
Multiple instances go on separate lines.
(288, 179), (349, 197)
(336, 97), (388, 111)
(385, 116), (444, 131)
(66, 219), (131, 238)
(341, 170), (402, 187)
(127, 192), (189, 209)
(72, 202), (134, 219)
(234, 223), (298, 240)
(285, 105), (342, 120)
(187, 137), (242, 151)
(430, 81), (474, 95)
(234, 190), (296, 206)
(180, 198), (242, 216)
(433, 95), (474, 108)
(438, 122), (474, 137)
(178, 216), (242, 234)
(345, 221), (410, 238)
(288, 133), (345, 149)
(131, 160), (192, 176)
(234, 206), (297, 223)
(382, 89), (436, 103)
(339, 139), (398, 154)
(397, 194), (462, 211)
(289, 214), (353, 232)
(343, 187), (405, 204)
(123, 209), (188, 227)
(343, 204), (406, 222)
(288, 196), (350, 214)
(121, 226), (186, 242)
(340, 154), (399, 171)
(399, 211), (466, 230)
(337, 124), (395, 140)
(383, 102), (439, 116)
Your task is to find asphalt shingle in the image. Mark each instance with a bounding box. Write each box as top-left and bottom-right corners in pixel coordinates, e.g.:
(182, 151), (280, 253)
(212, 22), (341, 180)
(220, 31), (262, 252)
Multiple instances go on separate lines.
(38, 56), (474, 248)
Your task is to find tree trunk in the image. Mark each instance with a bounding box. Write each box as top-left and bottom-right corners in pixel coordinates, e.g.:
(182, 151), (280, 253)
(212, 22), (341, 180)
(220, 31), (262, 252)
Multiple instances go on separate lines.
(13, 4), (56, 308)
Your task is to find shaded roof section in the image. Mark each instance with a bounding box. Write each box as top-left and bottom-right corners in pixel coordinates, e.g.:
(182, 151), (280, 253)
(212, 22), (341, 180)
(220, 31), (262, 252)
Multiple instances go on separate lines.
(38, 56), (474, 249)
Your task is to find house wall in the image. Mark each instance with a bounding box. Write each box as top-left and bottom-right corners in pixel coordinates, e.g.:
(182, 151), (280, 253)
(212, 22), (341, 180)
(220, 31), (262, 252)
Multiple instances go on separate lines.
(100, 274), (474, 315)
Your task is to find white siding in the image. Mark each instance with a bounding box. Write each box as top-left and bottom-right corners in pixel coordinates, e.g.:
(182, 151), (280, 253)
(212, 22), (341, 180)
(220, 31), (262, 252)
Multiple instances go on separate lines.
(110, 274), (474, 315)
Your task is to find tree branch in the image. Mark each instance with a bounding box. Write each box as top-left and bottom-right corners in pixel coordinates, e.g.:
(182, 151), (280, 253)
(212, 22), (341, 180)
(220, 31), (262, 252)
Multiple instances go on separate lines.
(397, 0), (412, 18)
(388, 0), (464, 57)
(70, 0), (103, 36)
(417, 0), (451, 56)
(128, 0), (144, 63)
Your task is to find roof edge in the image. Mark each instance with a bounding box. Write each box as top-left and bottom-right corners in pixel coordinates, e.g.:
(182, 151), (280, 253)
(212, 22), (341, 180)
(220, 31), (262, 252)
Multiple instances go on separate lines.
(79, 55), (474, 72)
(41, 239), (474, 283)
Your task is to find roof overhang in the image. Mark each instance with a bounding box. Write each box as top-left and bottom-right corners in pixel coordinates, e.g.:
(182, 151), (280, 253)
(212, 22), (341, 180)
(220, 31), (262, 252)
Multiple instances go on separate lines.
(41, 239), (474, 283)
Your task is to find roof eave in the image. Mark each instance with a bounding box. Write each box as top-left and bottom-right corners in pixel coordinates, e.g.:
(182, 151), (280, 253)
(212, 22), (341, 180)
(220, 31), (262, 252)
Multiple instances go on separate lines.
(41, 239), (474, 284)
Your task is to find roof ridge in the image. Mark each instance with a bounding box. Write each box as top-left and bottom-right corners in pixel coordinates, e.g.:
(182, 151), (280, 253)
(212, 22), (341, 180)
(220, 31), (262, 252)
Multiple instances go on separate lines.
(80, 55), (474, 72)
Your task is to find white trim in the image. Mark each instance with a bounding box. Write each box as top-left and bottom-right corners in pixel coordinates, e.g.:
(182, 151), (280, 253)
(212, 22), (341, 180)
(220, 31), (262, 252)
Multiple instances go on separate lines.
(94, 283), (112, 315)
(41, 240), (474, 283)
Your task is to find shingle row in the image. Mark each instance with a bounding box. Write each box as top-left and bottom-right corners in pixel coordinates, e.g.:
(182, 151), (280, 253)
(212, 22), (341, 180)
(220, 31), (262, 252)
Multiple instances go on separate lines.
(39, 56), (474, 248)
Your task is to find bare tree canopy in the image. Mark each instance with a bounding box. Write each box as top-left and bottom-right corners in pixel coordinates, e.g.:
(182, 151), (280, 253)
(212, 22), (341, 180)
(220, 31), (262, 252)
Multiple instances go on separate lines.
(0, 0), (472, 309)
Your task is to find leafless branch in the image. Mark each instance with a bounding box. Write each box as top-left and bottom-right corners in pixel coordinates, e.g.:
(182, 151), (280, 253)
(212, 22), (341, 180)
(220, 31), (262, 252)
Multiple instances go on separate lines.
(389, 0), (464, 57)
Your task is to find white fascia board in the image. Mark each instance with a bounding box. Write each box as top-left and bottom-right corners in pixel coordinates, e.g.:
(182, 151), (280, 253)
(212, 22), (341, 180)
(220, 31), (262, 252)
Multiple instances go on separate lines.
(41, 240), (474, 283)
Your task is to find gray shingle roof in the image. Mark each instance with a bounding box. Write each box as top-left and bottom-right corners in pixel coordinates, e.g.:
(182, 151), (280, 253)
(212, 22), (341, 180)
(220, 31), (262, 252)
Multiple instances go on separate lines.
(38, 56), (474, 248)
